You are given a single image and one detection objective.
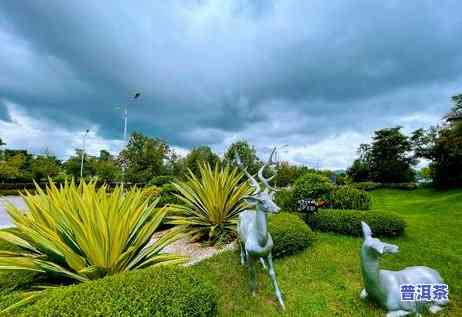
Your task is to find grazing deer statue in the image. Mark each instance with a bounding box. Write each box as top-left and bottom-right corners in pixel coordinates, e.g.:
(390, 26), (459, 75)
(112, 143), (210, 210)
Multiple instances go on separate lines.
(235, 147), (285, 310)
(360, 222), (448, 317)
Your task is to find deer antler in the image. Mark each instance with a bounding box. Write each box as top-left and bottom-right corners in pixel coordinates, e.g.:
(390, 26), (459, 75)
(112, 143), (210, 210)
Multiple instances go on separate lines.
(235, 152), (260, 194)
(258, 147), (278, 192)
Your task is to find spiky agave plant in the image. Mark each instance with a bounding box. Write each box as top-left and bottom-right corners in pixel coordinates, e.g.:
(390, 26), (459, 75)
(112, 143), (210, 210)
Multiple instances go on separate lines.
(0, 180), (184, 311)
(169, 163), (252, 246)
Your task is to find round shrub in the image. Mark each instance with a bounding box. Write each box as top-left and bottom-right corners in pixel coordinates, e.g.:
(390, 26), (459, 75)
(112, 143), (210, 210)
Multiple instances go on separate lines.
(292, 173), (334, 207)
(331, 185), (372, 210)
(268, 212), (316, 258)
(21, 266), (217, 317)
(305, 209), (405, 237)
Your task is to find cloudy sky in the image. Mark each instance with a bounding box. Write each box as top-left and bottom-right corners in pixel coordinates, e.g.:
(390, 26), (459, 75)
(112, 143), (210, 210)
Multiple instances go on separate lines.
(0, 1), (461, 169)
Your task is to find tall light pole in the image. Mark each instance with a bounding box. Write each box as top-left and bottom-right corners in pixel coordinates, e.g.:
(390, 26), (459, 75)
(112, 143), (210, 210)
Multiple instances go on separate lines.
(80, 129), (90, 179)
(120, 92), (141, 183)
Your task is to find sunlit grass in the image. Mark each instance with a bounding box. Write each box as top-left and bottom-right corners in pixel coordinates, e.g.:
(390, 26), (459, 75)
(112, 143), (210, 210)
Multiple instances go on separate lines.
(192, 188), (462, 316)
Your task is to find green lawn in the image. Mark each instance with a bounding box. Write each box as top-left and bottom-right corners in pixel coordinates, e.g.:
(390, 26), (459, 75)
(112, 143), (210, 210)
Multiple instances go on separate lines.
(0, 188), (461, 316)
(192, 188), (462, 316)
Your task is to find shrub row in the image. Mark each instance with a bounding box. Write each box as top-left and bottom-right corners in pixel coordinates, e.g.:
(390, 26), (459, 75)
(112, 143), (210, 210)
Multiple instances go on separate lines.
(268, 212), (316, 258)
(148, 175), (176, 187)
(350, 181), (381, 191)
(305, 209), (406, 237)
(20, 266), (217, 317)
(351, 182), (417, 191)
(331, 185), (371, 210)
(380, 182), (417, 190)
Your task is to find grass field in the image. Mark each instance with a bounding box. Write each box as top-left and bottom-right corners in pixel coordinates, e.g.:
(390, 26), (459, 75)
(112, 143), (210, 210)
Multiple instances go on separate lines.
(0, 188), (460, 316)
(193, 188), (462, 316)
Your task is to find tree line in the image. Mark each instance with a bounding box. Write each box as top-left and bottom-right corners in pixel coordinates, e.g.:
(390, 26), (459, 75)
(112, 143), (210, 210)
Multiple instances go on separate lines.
(347, 100), (462, 188)
(1, 98), (461, 188)
(0, 135), (275, 185)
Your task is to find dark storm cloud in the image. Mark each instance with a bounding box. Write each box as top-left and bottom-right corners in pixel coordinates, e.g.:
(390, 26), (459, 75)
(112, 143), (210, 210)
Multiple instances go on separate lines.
(0, 1), (461, 167)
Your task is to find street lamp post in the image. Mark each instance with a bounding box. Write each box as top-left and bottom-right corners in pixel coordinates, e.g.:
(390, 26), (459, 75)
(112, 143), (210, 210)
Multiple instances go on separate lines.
(120, 92), (141, 183)
(80, 129), (90, 179)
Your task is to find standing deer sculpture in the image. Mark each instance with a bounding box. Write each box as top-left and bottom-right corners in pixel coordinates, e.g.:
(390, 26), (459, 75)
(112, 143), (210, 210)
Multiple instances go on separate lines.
(235, 147), (285, 310)
(360, 222), (448, 317)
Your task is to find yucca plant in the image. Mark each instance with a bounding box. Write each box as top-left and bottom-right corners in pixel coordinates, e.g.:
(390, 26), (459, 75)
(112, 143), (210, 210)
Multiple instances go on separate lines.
(0, 180), (184, 311)
(169, 163), (252, 246)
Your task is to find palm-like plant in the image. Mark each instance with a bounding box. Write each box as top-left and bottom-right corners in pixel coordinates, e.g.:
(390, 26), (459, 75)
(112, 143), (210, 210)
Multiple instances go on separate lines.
(0, 180), (184, 310)
(169, 163), (252, 245)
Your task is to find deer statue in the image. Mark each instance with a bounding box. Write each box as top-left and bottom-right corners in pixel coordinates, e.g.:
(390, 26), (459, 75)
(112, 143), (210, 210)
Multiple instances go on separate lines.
(235, 147), (285, 310)
(360, 222), (448, 317)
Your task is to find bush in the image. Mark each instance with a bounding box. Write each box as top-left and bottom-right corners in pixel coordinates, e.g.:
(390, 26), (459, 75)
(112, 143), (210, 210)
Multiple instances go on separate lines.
(20, 266), (217, 317)
(268, 213), (316, 258)
(305, 209), (405, 237)
(292, 173), (334, 206)
(331, 185), (372, 210)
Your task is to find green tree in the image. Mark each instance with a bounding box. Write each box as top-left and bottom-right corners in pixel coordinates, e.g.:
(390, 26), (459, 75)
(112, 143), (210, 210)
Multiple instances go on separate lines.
(3, 149), (33, 181)
(349, 127), (415, 183)
(119, 132), (172, 183)
(347, 159), (370, 182)
(272, 161), (311, 187)
(370, 127), (416, 182)
(184, 146), (220, 177)
(94, 150), (120, 183)
(347, 127), (416, 183)
(31, 154), (61, 181)
(347, 143), (372, 182)
(64, 149), (96, 179)
(412, 122), (462, 188)
(0, 153), (25, 181)
(223, 140), (262, 174)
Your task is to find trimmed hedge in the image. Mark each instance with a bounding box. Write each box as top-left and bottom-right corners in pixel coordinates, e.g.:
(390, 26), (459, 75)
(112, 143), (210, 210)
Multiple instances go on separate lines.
(331, 185), (371, 210)
(148, 175), (176, 187)
(268, 212), (316, 258)
(350, 181), (381, 191)
(20, 266), (217, 317)
(305, 209), (405, 237)
(380, 182), (417, 190)
(351, 182), (417, 191)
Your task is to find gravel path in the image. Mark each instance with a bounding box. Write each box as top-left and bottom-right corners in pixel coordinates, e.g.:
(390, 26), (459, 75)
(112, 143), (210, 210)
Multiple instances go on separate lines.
(0, 196), (25, 228)
(153, 230), (237, 266)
